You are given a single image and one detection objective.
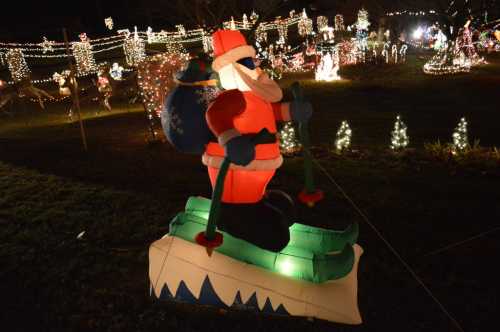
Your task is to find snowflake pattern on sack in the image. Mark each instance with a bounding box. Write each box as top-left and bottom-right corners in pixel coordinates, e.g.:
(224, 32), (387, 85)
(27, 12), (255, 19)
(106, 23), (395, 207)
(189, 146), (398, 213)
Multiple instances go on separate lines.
(196, 87), (219, 106)
(167, 106), (184, 135)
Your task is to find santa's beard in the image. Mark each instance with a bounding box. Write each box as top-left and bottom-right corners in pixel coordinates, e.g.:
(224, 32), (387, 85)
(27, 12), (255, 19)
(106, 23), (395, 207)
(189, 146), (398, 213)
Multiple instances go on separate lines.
(218, 63), (283, 103)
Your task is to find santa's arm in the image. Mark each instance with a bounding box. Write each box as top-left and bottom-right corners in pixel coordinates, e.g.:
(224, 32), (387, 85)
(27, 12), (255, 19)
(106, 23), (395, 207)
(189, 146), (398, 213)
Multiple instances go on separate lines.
(206, 90), (246, 145)
(273, 100), (312, 124)
(271, 102), (292, 122)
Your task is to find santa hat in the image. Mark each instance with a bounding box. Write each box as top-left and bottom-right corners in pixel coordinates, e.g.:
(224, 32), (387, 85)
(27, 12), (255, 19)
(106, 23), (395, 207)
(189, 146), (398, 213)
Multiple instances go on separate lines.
(211, 30), (256, 72)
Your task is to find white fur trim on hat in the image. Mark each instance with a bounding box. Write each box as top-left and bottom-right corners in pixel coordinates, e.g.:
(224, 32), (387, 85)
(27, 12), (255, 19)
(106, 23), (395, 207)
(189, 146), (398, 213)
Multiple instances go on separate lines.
(212, 45), (256, 72)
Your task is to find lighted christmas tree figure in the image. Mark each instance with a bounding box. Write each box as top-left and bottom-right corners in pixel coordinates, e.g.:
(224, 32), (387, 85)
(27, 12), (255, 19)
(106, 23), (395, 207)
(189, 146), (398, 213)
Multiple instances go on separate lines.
(279, 122), (301, 155)
(390, 115), (409, 150)
(454, 21), (485, 67)
(335, 121), (352, 153)
(452, 117), (469, 154)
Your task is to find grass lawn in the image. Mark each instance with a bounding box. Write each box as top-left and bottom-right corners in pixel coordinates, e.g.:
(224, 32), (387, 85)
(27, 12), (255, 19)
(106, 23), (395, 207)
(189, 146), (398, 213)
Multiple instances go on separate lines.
(0, 52), (499, 331)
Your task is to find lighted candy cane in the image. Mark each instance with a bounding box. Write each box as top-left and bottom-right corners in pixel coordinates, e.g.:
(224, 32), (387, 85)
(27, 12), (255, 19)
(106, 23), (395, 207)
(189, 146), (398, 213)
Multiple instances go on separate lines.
(382, 42), (390, 63)
(399, 45), (408, 63)
(392, 44), (398, 63)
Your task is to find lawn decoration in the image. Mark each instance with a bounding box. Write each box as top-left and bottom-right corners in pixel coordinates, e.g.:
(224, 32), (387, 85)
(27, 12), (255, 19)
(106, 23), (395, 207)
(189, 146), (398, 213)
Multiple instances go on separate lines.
(6, 49), (30, 83)
(150, 30), (363, 324)
(72, 33), (97, 76)
(122, 32), (146, 67)
(105, 17), (114, 30)
(161, 55), (219, 154)
(279, 122), (301, 155)
(335, 121), (352, 153)
(334, 14), (345, 31)
(452, 117), (469, 154)
(315, 51), (340, 82)
(390, 115), (409, 150)
(137, 53), (186, 140)
(96, 64), (113, 111)
(298, 9), (313, 36)
(454, 21), (485, 67)
(355, 8), (370, 53)
(109, 63), (124, 81)
(0, 78), (53, 111)
(423, 43), (471, 75)
(53, 70), (72, 97)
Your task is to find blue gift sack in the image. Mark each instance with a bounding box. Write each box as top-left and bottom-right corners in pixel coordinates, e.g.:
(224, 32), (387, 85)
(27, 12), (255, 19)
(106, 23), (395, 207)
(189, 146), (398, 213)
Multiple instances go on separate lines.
(161, 85), (216, 154)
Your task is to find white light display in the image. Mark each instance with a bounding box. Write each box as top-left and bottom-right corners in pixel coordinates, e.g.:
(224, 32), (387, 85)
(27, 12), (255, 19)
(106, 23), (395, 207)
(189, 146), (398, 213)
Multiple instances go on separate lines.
(356, 8), (370, 31)
(202, 33), (213, 53)
(109, 62), (124, 80)
(123, 35), (146, 67)
(242, 14), (249, 29)
(455, 24), (485, 67)
(390, 115), (409, 150)
(6, 48), (30, 82)
(250, 11), (259, 24)
(391, 44), (398, 63)
(334, 15), (345, 31)
(399, 45), (408, 62)
(452, 117), (469, 153)
(298, 9), (313, 36)
(335, 121), (352, 152)
(413, 27), (424, 40)
(279, 122), (301, 155)
(105, 17), (114, 30)
(39, 37), (54, 53)
(72, 35), (97, 75)
(277, 20), (288, 45)
(315, 51), (340, 82)
(423, 43), (470, 75)
(176, 24), (186, 36)
(317, 16), (328, 32)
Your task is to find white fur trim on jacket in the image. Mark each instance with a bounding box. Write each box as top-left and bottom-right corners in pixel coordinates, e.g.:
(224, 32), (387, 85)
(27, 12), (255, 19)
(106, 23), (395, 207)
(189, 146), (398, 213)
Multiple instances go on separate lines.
(212, 45), (256, 72)
(202, 154), (283, 171)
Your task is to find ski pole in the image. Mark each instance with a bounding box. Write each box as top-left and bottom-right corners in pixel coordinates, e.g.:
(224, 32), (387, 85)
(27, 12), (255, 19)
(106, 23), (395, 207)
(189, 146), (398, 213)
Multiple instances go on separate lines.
(290, 82), (324, 207)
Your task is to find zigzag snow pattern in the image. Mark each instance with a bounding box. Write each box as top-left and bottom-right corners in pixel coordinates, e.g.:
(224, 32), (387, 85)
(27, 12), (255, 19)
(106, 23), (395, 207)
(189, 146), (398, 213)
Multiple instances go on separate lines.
(157, 275), (290, 316)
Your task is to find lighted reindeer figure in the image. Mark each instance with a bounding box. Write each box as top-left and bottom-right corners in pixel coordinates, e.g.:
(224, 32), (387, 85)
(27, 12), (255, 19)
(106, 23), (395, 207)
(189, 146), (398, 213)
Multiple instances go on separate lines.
(0, 77), (53, 112)
(55, 63), (139, 119)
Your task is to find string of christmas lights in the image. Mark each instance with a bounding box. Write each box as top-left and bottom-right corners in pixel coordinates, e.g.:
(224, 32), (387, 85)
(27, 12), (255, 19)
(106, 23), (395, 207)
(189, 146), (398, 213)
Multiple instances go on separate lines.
(386, 10), (436, 17)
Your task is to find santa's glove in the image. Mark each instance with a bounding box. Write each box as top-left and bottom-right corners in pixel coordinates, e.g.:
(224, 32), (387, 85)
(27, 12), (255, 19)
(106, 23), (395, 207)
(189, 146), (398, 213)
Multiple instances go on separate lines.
(289, 101), (313, 123)
(225, 135), (256, 166)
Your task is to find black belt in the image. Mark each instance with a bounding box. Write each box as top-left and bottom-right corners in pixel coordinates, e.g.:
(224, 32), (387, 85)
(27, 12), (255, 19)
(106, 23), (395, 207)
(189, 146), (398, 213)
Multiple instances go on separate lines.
(209, 133), (277, 144)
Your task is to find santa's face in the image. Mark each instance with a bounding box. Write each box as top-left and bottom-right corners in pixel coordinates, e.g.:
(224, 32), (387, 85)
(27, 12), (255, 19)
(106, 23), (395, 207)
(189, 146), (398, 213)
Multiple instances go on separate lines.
(216, 56), (283, 103)
(218, 58), (258, 91)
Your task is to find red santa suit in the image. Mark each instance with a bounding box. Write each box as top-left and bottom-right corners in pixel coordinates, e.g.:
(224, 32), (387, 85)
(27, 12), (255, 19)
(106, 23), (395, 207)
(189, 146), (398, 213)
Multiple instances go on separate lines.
(203, 30), (292, 204)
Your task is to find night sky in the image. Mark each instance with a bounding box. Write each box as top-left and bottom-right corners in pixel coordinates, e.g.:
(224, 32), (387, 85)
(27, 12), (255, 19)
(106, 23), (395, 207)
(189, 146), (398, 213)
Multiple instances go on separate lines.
(0, 0), (497, 42)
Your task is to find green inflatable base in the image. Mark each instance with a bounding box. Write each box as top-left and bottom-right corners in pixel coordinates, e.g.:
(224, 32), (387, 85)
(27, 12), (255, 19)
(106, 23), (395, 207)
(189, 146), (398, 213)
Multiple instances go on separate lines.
(168, 196), (359, 284)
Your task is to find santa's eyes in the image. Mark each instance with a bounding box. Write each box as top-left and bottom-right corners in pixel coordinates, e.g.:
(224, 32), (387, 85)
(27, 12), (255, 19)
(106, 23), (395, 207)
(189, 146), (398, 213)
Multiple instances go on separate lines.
(236, 57), (256, 70)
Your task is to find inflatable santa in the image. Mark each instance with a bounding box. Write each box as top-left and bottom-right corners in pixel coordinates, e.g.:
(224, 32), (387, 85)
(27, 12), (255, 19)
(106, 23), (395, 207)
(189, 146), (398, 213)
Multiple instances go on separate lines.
(204, 30), (312, 252)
